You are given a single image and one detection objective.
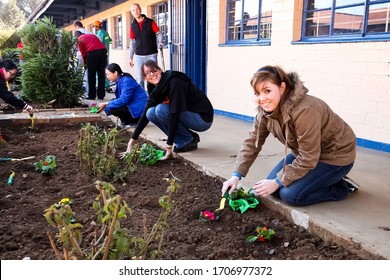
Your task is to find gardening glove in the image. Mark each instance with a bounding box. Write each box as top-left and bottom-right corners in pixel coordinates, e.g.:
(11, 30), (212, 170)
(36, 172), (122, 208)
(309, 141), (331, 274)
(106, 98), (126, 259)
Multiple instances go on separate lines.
(23, 104), (33, 113)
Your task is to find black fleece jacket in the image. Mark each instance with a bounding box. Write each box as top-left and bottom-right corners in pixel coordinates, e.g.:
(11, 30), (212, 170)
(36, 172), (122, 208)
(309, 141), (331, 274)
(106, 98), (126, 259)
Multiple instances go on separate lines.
(131, 71), (214, 146)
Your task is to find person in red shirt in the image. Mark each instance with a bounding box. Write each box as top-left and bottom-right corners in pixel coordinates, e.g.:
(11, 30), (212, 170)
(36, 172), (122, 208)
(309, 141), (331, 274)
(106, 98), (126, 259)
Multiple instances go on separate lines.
(17, 38), (24, 64)
(74, 31), (107, 100)
(129, 3), (163, 90)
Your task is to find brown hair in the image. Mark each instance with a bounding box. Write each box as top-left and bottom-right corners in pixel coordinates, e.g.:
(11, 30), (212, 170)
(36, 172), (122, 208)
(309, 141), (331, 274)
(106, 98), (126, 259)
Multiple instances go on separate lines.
(140, 59), (163, 80)
(250, 65), (292, 94)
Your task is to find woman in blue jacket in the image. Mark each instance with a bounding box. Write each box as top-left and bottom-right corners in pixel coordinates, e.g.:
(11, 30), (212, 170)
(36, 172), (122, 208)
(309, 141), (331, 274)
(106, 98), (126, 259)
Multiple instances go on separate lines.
(98, 63), (147, 128)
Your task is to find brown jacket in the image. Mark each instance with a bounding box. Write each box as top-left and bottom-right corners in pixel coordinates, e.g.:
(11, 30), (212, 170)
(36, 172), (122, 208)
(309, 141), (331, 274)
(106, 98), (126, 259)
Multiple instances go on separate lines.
(234, 72), (356, 187)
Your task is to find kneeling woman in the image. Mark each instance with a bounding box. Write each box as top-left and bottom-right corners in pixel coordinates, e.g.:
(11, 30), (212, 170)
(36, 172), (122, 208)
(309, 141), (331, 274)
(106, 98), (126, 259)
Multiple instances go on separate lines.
(98, 63), (147, 128)
(121, 59), (214, 160)
(222, 65), (358, 206)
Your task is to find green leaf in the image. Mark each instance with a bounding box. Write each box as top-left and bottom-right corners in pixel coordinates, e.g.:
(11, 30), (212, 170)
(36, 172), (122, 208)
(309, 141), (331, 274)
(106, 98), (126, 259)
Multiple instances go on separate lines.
(245, 235), (259, 243)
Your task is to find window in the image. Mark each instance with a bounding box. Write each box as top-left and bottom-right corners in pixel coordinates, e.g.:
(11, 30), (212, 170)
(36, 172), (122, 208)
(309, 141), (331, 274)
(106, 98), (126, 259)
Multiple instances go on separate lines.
(226, 0), (272, 44)
(114, 15), (123, 49)
(302, 0), (390, 41)
(151, 2), (169, 47)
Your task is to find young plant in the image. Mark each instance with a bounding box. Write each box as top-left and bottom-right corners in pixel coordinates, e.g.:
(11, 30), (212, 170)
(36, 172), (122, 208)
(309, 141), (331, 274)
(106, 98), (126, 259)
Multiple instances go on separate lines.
(44, 176), (181, 260)
(44, 197), (83, 260)
(245, 227), (276, 243)
(199, 211), (218, 222)
(139, 143), (164, 166)
(122, 143), (141, 173)
(77, 123), (129, 181)
(138, 172), (181, 259)
(89, 103), (99, 114)
(34, 155), (57, 175)
(228, 186), (260, 214)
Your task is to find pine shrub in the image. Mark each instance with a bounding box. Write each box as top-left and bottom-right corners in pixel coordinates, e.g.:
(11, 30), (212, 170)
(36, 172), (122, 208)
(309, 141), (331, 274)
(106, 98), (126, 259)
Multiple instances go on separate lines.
(18, 17), (84, 107)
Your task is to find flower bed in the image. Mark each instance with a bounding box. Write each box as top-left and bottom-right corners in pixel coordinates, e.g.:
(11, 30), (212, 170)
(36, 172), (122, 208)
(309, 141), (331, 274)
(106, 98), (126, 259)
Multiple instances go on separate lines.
(0, 122), (363, 260)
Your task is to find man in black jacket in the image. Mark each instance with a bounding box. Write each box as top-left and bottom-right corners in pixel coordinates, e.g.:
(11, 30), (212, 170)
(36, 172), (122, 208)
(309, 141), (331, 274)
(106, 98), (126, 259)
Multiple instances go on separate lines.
(0, 59), (33, 113)
(129, 3), (163, 90)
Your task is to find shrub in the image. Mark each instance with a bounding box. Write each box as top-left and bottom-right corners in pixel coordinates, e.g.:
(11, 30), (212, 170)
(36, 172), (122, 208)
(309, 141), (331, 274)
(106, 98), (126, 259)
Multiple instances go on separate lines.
(18, 17), (84, 107)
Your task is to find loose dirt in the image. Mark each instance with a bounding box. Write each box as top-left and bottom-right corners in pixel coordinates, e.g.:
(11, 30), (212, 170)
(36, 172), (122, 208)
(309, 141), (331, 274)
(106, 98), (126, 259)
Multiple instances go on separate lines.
(0, 122), (364, 260)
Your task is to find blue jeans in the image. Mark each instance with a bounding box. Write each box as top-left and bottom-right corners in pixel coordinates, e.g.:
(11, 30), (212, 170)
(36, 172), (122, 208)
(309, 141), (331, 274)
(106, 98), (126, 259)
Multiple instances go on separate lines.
(267, 153), (354, 206)
(146, 103), (213, 148)
(134, 53), (158, 90)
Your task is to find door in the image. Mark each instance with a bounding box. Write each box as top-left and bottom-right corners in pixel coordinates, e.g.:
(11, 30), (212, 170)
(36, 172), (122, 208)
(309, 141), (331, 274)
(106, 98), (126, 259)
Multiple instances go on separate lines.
(185, 0), (207, 92)
(170, 0), (186, 72)
(170, 0), (207, 93)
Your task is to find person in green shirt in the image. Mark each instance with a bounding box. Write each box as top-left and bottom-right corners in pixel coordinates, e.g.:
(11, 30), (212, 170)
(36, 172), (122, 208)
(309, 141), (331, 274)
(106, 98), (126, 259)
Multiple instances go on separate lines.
(94, 21), (113, 91)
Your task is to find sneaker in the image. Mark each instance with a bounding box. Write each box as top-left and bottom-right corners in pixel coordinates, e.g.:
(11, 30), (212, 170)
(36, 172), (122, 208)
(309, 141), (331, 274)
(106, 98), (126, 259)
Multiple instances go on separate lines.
(192, 132), (200, 143)
(118, 122), (137, 129)
(343, 176), (360, 193)
(173, 140), (198, 153)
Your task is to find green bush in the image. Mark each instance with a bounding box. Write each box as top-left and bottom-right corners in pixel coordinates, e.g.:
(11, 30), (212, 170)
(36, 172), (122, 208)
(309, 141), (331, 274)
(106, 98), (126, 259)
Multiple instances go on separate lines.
(18, 17), (84, 107)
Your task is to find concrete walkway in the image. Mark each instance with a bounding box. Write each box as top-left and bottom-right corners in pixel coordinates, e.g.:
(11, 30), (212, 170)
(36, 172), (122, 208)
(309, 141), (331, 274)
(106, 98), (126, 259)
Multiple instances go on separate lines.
(137, 115), (390, 260)
(1, 102), (389, 259)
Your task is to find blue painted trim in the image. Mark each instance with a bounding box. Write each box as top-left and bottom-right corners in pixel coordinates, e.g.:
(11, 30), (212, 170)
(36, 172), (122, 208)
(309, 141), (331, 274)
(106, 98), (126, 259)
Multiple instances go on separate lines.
(219, 41), (271, 47)
(356, 138), (390, 153)
(214, 109), (254, 123)
(214, 110), (390, 153)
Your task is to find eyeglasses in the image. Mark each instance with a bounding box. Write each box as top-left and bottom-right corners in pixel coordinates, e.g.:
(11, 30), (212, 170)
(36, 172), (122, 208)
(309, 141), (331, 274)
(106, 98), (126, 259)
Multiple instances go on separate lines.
(144, 69), (157, 78)
(7, 70), (17, 78)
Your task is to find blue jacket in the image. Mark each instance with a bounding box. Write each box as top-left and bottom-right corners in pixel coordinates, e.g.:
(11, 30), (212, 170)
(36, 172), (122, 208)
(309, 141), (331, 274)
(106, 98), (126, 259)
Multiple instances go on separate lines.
(105, 75), (147, 118)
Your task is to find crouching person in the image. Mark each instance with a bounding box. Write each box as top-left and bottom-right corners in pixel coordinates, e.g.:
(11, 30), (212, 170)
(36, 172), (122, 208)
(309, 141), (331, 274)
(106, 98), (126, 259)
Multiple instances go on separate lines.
(98, 63), (147, 128)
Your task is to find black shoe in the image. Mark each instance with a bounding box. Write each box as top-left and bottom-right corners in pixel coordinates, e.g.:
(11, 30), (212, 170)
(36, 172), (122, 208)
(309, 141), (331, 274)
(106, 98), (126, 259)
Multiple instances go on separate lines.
(192, 132), (200, 143)
(343, 176), (360, 194)
(118, 121), (137, 129)
(173, 140), (198, 153)
(85, 97), (95, 100)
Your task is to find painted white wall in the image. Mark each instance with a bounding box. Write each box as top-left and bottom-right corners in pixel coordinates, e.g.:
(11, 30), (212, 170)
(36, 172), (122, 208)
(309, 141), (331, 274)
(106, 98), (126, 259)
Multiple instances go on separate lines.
(206, 0), (390, 145)
(67, 0), (389, 145)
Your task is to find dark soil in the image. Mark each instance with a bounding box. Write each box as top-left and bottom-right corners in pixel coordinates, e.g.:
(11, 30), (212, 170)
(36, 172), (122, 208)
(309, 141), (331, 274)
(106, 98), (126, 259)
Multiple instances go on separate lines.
(0, 122), (364, 260)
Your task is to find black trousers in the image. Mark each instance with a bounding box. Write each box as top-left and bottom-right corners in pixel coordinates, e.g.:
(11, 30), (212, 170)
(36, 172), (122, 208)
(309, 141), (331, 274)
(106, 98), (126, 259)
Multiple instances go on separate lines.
(86, 49), (107, 99)
(110, 106), (141, 125)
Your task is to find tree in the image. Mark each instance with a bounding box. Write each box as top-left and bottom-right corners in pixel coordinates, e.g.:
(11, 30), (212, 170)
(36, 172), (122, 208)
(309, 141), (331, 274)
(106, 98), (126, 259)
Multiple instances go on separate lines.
(16, 0), (42, 18)
(0, 0), (26, 49)
(19, 17), (85, 108)
(0, 0), (26, 30)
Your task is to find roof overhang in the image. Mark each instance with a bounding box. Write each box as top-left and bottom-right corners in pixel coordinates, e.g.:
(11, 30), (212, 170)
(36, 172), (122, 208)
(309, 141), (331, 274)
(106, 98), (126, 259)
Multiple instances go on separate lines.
(27, 0), (127, 28)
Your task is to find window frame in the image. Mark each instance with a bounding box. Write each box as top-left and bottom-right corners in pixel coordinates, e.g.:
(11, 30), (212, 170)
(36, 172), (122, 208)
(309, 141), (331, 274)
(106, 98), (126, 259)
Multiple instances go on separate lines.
(150, 1), (169, 48)
(223, 0), (272, 46)
(300, 0), (390, 43)
(113, 15), (123, 49)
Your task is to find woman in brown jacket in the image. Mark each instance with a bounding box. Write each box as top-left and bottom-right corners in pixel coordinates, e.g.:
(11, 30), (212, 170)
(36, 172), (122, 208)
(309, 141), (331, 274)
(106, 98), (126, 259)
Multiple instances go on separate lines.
(222, 65), (359, 206)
